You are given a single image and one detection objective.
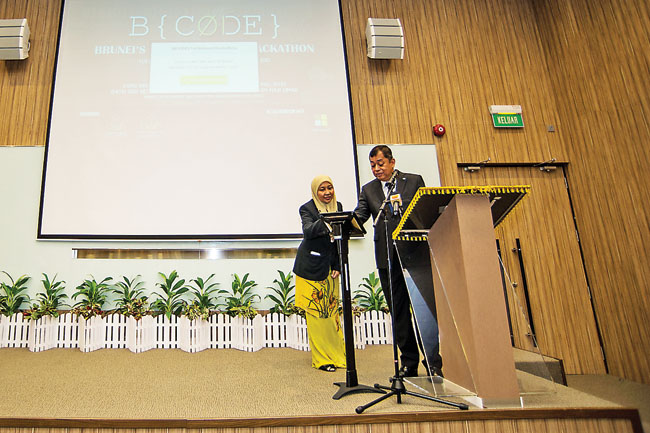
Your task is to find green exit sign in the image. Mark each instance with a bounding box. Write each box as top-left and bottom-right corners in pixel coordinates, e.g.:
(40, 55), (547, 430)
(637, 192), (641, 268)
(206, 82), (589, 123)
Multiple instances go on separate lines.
(492, 113), (523, 127)
(490, 105), (524, 128)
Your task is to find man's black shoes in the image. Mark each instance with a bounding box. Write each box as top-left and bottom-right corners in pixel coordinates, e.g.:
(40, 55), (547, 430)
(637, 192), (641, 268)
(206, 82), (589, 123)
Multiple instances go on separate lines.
(398, 365), (418, 377)
(399, 365), (444, 379)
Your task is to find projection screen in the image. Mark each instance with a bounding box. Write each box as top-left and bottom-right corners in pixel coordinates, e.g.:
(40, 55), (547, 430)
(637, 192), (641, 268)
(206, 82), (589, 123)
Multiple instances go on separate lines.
(39, 0), (358, 239)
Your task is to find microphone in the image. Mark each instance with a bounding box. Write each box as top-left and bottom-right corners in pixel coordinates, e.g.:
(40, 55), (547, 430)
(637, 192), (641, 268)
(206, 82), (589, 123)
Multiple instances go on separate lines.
(385, 171), (400, 216)
(373, 170), (400, 226)
(389, 193), (402, 215)
(385, 170), (398, 192)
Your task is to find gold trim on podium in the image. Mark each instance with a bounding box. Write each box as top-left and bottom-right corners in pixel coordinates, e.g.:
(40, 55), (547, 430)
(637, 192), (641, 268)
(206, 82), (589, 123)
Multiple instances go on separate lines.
(394, 185), (530, 241)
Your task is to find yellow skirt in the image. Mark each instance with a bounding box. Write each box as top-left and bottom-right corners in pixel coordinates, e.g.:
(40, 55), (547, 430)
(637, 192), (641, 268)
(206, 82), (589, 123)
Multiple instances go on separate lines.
(295, 275), (346, 369)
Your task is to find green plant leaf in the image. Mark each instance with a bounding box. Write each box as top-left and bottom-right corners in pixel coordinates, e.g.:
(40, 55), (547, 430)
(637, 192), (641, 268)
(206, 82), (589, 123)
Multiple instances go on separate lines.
(152, 271), (189, 318)
(0, 271), (31, 316)
(264, 270), (296, 316)
(70, 275), (113, 318)
(353, 271), (388, 313)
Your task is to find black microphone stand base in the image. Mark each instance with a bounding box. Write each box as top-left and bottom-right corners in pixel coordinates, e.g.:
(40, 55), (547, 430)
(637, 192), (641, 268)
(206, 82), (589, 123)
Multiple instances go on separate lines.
(355, 375), (469, 414)
(332, 381), (386, 400)
(332, 368), (386, 400)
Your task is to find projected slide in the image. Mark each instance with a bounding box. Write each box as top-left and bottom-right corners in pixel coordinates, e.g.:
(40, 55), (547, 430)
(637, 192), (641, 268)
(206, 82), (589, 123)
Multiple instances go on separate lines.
(150, 42), (259, 93)
(40, 0), (357, 239)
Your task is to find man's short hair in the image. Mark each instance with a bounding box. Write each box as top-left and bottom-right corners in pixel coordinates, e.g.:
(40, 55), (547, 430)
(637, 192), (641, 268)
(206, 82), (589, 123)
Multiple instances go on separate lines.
(369, 145), (393, 160)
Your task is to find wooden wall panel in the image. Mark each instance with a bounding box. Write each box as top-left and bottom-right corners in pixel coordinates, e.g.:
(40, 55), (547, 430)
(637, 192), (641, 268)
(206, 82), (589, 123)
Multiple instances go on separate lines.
(455, 166), (606, 374)
(341, 0), (561, 162)
(465, 418), (633, 433)
(0, 0), (61, 147)
(0, 419), (638, 433)
(532, 0), (650, 383)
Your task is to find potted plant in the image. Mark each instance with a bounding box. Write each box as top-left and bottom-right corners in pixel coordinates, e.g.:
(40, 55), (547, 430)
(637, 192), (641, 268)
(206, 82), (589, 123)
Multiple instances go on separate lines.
(354, 271), (392, 345)
(220, 273), (260, 319)
(221, 273), (263, 351)
(151, 270), (188, 319)
(0, 271), (30, 348)
(264, 270), (297, 348)
(25, 274), (68, 352)
(151, 270), (189, 348)
(72, 275), (113, 352)
(354, 271), (388, 313)
(112, 275), (150, 319)
(179, 273), (219, 352)
(0, 271), (30, 316)
(265, 270), (297, 316)
(112, 275), (155, 353)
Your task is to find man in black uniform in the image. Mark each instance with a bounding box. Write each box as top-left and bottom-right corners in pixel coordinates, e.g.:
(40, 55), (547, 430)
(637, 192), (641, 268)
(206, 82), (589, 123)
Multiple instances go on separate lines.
(354, 145), (442, 377)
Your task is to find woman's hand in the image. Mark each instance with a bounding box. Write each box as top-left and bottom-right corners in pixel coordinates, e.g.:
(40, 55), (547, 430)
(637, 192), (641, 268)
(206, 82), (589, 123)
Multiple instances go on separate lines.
(331, 270), (340, 279)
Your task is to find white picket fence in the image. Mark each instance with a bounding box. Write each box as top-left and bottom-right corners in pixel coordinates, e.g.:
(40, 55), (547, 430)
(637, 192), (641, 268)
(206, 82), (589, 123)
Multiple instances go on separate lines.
(0, 313), (29, 347)
(0, 311), (392, 353)
(27, 315), (58, 352)
(126, 316), (156, 353)
(359, 310), (393, 345)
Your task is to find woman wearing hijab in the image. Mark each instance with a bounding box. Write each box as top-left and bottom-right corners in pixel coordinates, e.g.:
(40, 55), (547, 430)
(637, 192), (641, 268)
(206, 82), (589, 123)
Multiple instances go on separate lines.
(292, 175), (346, 372)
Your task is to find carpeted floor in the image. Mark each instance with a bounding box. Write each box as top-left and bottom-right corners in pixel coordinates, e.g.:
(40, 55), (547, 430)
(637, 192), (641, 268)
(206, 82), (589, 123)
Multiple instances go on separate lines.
(1, 344), (637, 420)
(567, 374), (650, 433)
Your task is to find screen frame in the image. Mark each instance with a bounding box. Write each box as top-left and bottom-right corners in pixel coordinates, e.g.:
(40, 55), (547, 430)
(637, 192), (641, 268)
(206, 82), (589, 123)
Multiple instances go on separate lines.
(37, 0), (360, 241)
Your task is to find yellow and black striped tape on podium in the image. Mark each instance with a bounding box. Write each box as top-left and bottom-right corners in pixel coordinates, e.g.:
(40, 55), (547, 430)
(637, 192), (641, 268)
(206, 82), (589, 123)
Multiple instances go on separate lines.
(393, 185), (530, 241)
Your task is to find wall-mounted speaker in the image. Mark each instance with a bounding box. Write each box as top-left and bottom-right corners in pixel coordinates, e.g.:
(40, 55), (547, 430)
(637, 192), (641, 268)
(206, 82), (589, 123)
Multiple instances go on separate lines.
(366, 18), (403, 60)
(0, 19), (30, 60)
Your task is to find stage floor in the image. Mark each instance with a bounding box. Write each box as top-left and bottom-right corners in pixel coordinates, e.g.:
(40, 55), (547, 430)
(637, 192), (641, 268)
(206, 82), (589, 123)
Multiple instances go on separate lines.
(0, 344), (623, 420)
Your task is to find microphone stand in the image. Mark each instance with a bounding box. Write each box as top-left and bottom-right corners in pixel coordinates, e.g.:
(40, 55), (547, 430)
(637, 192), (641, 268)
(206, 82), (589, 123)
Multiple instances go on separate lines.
(356, 178), (468, 414)
(372, 171), (398, 227)
(323, 212), (384, 400)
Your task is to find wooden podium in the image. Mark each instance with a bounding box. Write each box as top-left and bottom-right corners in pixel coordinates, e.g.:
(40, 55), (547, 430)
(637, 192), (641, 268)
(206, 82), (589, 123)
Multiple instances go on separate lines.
(393, 186), (529, 407)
